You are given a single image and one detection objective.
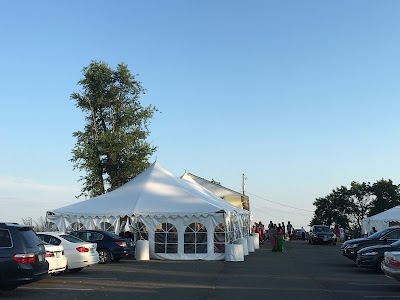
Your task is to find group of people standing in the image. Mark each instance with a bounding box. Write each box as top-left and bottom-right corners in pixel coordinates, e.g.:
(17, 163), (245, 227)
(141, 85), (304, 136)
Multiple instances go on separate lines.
(252, 221), (266, 243)
(252, 221), (301, 252)
(267, 222), (285, 252)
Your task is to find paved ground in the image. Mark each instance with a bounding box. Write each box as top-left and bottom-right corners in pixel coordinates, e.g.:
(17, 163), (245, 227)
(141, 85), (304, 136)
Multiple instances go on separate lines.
(3, 239), (400, 299)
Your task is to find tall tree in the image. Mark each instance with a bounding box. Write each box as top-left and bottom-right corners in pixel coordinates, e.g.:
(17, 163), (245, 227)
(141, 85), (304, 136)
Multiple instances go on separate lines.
(348, 181), (373, 229)
(70, 61), (158, 198)
(310, 186), (351, 227)
(368, 179), (400, 216)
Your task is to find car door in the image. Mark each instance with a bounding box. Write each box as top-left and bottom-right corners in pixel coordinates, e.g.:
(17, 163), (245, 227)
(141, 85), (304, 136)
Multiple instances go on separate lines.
(73, 231), (90, 242)
(88, 232), (104, 249)
(383, 229), (400, 244)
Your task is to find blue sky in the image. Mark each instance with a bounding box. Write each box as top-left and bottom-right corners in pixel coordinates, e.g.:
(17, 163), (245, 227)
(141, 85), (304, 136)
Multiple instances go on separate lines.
(1, 1), (400, 230)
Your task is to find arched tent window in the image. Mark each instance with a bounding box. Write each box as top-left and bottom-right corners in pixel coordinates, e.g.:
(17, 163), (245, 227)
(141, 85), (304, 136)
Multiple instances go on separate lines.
(136, 222), (148, 240)
(184, 223), (207, 254)
(66, 222), (86, 232)
(96, 222), (115, 232)
(214, 222), (226, 253)
(154, 223), (178, 253)
(226, 220), (235, 244)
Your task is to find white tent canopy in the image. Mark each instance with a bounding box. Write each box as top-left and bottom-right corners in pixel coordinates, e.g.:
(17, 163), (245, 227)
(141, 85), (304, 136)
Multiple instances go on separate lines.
(47, 162), (250, 260)
(361, 206), (400, 235)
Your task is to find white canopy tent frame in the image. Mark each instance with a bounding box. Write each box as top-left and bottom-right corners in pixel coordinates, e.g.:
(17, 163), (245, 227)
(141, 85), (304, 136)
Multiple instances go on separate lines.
(46, 162), (250, 260)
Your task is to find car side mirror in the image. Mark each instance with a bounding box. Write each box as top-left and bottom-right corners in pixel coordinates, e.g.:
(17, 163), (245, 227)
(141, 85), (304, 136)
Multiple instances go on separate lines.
(384, 237), (389, 243)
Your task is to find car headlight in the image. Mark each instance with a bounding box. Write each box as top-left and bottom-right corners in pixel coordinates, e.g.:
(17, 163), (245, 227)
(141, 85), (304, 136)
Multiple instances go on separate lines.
(347, 244), (359, 249)
(361, 251), (378, 256)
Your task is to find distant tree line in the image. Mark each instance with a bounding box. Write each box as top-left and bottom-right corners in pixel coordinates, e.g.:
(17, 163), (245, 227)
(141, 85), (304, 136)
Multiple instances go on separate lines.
(21, 216), (46, 232)
(310, 179), (400, 230)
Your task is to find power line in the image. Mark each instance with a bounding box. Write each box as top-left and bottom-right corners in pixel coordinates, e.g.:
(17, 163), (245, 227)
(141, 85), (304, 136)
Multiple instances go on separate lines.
(250, 203), (282, 219)
(250, 203), (311, 228)
(247, 191), (314, 213)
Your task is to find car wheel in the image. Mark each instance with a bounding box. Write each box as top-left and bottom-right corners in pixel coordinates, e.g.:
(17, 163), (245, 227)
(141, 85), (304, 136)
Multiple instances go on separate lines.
(68, 267), (84, 273)
(0, 285), (18, 291)
(98, 249), (111, 264)
(376, 257), (384, 273)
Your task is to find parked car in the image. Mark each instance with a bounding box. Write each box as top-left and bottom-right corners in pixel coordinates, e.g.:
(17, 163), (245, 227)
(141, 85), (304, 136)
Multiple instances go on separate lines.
(382, 251), (400, 281)
(341, 226), (400, 262)
(356, 239), (400, 273)
(68, 229), (134, 264)
(308, 225), (336, 245)
(0, 223), (48, 291)
(37, 232), (99, 272)
(44, 243), (67, 274)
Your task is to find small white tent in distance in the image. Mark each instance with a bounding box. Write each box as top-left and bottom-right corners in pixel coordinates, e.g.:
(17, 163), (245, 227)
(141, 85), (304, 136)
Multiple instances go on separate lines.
(362, 206), (400, 235)
(46, 162), (250, 260)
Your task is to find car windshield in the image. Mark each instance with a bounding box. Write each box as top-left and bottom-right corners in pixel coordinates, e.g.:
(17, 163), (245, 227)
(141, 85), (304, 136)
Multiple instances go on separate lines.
(61, 234), (85, 243)
(368, 227), (396, 239)
(315, 227), (331, 233)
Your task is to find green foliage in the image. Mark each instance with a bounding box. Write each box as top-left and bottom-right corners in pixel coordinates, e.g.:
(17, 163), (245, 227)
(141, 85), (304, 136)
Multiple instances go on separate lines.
(311, 179), (400, 230)
(368, 179), (400, 216)
(70, 61), (158, 198)
(310, 186), (351, 228)
(348, 181), (373, 229)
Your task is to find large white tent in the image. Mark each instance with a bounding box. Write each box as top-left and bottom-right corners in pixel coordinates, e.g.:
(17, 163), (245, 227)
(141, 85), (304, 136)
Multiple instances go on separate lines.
(46, 162), (250, 260)
(181, 172), (250, 210)
(361, 206), (400, 235)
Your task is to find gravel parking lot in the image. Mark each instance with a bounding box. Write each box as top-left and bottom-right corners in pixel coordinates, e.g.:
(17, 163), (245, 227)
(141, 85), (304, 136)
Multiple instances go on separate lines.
(3, 240), (400, 299)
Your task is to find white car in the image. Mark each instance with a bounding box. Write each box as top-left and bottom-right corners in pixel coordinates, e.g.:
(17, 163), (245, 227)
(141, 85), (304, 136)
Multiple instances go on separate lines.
(37, 232), (99, 272)
(44, 243), (67, 274)
(382, 251), (400, 281)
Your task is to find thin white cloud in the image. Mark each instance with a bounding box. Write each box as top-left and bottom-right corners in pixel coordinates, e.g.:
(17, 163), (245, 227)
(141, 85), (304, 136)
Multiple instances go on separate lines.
(0, 176), (83, 222)
(0, 176), (71, 192)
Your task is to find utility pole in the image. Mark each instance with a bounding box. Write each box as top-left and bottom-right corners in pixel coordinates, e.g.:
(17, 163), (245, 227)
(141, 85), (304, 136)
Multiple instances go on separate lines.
(242, 174), (246, 195)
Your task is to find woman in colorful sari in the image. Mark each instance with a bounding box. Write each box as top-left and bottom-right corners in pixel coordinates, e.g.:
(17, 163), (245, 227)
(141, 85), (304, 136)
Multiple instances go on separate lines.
(277, 228), (284, 252)
(270, 224), (278, 252)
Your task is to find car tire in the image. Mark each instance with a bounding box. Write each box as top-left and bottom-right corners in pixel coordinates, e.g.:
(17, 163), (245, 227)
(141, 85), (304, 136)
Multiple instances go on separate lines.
(68, 267), (84, 273)
(0, 285), (18, 291)
(308, 239), (311, 244)
(98, 249), (111, 264)
(376, 257), (384, 273)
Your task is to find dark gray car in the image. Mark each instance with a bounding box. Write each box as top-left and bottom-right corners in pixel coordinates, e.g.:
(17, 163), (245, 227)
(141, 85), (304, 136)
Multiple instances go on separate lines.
(308, 225), (336, 245)
(0, 223), (48, 291)
(357, 239), (400, 272)
(342, 226), (400, 262)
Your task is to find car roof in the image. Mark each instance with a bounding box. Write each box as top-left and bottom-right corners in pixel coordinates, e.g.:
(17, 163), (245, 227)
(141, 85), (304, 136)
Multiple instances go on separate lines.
(37, 232), (68, 235)
(0, 222), (29, 228)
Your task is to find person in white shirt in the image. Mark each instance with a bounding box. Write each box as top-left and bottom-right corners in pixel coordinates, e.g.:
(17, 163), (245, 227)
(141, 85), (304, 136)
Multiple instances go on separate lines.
(300, 226), (306, 240)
